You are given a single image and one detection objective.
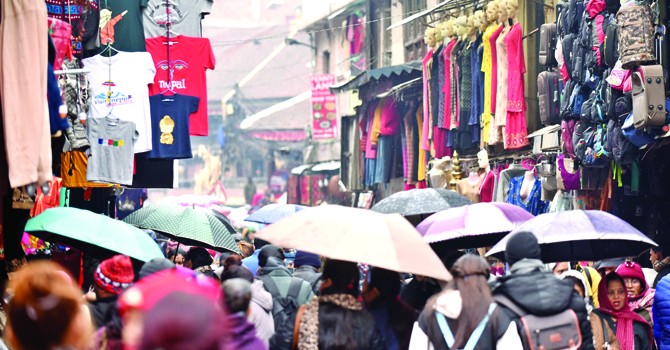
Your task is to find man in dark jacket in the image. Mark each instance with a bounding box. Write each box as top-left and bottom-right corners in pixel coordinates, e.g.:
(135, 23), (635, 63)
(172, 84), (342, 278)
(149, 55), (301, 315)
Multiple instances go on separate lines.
(88, 255), (135, 328)
(292, 251), (322, 294)
(651, 246), (670, 288)
(492, 231), (595, 350)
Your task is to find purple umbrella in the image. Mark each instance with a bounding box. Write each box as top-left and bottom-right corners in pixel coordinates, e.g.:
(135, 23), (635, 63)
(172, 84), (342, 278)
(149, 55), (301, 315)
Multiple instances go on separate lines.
(417, 203), (534, 249)
(486, 210), (657, 262)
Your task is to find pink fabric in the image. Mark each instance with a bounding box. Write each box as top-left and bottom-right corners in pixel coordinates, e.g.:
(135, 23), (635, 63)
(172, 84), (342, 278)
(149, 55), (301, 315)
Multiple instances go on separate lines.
(379, 98), (399, 135)
(442, 39), (458, 129)
(421, 50), (434, 151)
(48, 18), (73, 70)
(365, 105), (377, 159)
(433, 126), (448, 158)
(489, 25), (504, 115)
(594, 15), (606, 44)
(479, 171), (496, 202)
(586, 0), (606, 18)
(560, 64), (569, 82)
(505, 23), (529, 150)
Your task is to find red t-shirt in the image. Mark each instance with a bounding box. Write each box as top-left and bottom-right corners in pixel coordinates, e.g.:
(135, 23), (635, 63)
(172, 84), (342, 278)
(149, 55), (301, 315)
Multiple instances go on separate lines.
(146, 35), (215, 136)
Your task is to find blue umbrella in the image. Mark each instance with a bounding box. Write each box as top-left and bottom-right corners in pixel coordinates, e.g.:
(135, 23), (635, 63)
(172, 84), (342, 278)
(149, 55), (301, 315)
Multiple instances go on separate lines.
(245, 204), (307, 224)
(486, 210), (657, 262)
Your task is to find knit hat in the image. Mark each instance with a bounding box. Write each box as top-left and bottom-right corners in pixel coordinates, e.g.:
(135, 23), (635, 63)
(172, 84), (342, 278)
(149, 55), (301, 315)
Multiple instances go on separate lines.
(615, 261), (647, 292)
(294, 251), (321, 268)
(139, 258), (175, 280)
(505, 231), (541, 266)
(94, 255), (135, 295)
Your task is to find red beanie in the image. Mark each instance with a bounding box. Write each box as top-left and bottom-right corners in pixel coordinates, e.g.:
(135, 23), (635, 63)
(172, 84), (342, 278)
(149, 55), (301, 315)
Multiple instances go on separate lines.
(615, 261), (647, 292)
(94, 255), (135, 295)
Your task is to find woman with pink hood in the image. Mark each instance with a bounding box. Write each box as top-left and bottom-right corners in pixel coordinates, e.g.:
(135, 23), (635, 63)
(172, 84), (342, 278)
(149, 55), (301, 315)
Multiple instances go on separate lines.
(616, 261), (655, 326)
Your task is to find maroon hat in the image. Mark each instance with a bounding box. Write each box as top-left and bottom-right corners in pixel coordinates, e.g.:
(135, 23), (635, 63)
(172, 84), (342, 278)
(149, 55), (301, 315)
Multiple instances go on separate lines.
(94, 255), (135, 295)
(615, 261), (647, 292)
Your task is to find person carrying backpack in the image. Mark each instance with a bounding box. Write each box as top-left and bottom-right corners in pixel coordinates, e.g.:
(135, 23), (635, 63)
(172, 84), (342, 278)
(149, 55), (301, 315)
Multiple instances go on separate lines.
(492, 231), (595, 350)
(256, 245), (314, 349)
(409, 254), (522, 349)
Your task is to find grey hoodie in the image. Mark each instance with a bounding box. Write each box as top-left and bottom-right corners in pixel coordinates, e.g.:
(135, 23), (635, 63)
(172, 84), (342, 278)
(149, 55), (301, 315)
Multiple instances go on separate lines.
(249, 279), (274, 347)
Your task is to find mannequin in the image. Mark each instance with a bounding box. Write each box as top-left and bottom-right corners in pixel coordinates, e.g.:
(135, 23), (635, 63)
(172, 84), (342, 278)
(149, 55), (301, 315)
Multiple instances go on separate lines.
(454, 14), (477, 151)
(481, 1), (499, 147)
(427, 156), (453, 189)
(502, 0), (529, 150)
(448, 18), (466, 134)
(467, 14), (478, 43)
(492, 1), (510, 145)
(457, 164), (483, 203)
(520, 170), (536, 201)
(475, 10), (486, 33)
(421, 27), (437, 152)
(431, 25), (448, 158)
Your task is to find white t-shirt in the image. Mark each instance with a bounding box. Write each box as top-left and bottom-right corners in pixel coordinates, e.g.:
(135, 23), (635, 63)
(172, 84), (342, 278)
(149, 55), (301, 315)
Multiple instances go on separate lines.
(83, 52), (156, 153)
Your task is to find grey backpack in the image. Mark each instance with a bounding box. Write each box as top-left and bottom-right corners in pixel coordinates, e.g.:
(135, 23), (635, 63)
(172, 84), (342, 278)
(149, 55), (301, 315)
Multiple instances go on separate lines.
(632, 65), (667, 130)
(494, 294), (582, 350)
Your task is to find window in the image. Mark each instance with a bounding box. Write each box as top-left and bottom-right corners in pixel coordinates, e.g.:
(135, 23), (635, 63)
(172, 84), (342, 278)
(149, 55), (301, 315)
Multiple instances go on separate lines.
(380, 8), (392, 67)
(373, 0), (392, 68)
(322, 50), (330, 74)
(403, 0), (427, 62)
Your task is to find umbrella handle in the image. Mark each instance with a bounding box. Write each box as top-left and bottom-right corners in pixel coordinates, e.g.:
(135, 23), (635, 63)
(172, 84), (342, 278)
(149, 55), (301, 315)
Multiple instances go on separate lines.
(173, 242), (181, 263)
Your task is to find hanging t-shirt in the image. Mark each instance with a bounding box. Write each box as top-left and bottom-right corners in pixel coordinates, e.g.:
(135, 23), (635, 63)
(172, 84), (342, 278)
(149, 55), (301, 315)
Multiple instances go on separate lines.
(145, 35), (215, 136)
(86, 117), (138, 185)
(116, 188), (148, 220)
(148, 94), (199, 159)
(83, 51), (155, 153)
(87, 0), (148, 56)
(143, 0), (213, 38)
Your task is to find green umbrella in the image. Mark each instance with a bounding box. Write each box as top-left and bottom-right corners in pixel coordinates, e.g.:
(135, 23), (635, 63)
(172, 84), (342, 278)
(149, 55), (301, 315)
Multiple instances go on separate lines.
(25, 207), (164, 263)
(123, 204), (240, 254)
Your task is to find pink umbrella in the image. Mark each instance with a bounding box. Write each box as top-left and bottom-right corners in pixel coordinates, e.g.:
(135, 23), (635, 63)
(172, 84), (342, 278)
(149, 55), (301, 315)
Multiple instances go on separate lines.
(417, 203), (534, 249)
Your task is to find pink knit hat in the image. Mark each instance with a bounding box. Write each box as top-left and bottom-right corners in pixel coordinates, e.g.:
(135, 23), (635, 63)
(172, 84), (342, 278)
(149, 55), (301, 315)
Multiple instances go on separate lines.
(615, 261), (647, 292)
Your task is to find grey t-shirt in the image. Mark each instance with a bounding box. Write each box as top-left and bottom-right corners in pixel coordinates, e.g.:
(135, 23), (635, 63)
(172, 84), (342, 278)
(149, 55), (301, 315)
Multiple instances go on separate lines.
(143, 0), (213, 38)
(86, 117), (138, 185)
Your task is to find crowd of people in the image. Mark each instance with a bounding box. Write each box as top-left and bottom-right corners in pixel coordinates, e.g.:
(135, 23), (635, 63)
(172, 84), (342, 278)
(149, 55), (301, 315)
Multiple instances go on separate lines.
(3, 229), (670, 350)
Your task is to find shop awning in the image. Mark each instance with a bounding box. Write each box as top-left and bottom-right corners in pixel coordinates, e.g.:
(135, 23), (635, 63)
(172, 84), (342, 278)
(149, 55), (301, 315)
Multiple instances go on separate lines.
(377, 77), (422, 98)
(387, 0), (453, 30)
(311, 161), (341, 172)
(330, 61), (422, 92)
(291, 164), (314, 175)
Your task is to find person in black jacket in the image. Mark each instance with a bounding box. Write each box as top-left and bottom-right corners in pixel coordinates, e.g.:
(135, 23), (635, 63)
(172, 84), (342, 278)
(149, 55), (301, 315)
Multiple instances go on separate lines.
(492, 231), (595, 350)
(651, 246), (670, 288)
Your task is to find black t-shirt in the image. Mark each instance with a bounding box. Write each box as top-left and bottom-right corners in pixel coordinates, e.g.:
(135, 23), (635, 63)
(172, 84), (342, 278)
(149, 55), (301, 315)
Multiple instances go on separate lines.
(130, 152), (174, 189)
(86, 0), (148, 57)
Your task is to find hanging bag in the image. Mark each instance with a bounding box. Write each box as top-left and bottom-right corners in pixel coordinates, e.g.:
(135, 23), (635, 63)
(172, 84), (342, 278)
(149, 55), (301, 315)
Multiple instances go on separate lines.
(631, 65), (667, 130)
(616, 2), (657, 69)
(540, 23), (558, 68)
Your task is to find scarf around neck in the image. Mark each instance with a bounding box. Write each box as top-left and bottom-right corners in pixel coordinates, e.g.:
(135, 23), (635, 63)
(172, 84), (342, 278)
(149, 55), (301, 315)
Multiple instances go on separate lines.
(297, 294), (363, 350)
(654, 256), (670, 272)
(597, 273), (652, 350)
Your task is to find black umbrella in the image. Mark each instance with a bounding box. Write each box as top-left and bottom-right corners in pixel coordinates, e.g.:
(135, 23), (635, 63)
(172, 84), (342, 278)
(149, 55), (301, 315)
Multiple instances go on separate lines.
(371, 188), (471, 222)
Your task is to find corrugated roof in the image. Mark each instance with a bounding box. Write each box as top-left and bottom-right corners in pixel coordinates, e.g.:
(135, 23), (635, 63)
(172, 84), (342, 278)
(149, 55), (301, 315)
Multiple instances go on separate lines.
(330, 61), (423, 92)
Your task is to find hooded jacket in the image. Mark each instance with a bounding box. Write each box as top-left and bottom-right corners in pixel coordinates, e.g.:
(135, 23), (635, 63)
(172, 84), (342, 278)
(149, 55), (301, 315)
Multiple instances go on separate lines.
(293, 265), (322, 293)
(493, 259), (595, 350)
(653, 275), (670, 349)
(256, 257), (315, 306)
(249, 279), (275, 347)
(227, 312), (268, 350)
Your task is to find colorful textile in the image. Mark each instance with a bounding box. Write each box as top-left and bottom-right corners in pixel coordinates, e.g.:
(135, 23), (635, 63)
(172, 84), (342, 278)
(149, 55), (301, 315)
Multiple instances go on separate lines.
(442, 39), (458, 129)
(94, 255), (135, 295)
(421, 50), (434, 151)
(489, 24), (503, 116)
(504, 23), (529, 150)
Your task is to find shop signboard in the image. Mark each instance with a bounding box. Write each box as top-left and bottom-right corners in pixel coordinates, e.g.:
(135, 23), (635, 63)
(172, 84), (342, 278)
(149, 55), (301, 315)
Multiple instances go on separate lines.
(310, 74), (338, 140)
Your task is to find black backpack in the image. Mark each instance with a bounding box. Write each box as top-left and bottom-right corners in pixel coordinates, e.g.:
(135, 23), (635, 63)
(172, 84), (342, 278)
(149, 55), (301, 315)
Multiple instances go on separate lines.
(562, 34), (576, 74)
(261, 277), (304, 328)
(556, 0), (571, 37)
(495, 294), (583, 350)
(568, 0), (585, 34)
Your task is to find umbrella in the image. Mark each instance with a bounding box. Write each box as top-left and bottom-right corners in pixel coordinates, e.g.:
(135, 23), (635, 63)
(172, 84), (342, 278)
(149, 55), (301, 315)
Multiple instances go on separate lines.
(371, 188), (471, 222)
(486, 210), (657, 262)
(256, 205), (452, 281)
(123, 205), (240, 254)
(417, 203), (534, 249)
(245, 204), (307, 224)
(25, 207), (164, 262)
(208, 209), (237, 233)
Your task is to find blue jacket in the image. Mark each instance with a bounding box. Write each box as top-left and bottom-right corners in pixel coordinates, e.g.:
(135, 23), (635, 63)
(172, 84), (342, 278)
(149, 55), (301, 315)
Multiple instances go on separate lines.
(654, 274), (670, 349)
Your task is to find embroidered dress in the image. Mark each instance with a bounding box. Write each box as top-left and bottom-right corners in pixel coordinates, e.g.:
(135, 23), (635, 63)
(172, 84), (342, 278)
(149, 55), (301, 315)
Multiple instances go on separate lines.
(470, 33), (483, 145)
(504, 22), (530, 149)
(456, 41), (476, 151)
(450, 41), (462, 131)
(441, 39), (458, 129)
(506, 175), (549, 215)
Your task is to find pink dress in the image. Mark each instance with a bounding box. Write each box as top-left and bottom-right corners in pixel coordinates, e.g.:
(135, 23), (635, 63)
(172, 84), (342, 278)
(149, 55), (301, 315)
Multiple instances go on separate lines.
(421, 50), (434, 151)
(504, 22), (529, 149)
(442, 39), (458, 129)
(489, 24), (504, 116)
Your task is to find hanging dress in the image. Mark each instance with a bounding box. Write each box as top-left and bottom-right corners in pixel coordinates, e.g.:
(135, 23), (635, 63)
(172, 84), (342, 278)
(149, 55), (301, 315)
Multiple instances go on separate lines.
(504, 22), (530, 149)
(456, 40), (476, 151)
(493, 25), (510, 145)
(481, 23), (498, 145)
(506, 175), (549, 215)
(441, 39), (458, 129)
(421, 49), (434, 151)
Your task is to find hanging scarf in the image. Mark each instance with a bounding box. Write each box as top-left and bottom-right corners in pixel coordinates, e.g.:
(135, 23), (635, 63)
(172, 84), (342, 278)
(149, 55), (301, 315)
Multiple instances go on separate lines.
(654, 256), (670, 272)
(297, 294), (363, 350)
(597, 273), (652, 350)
